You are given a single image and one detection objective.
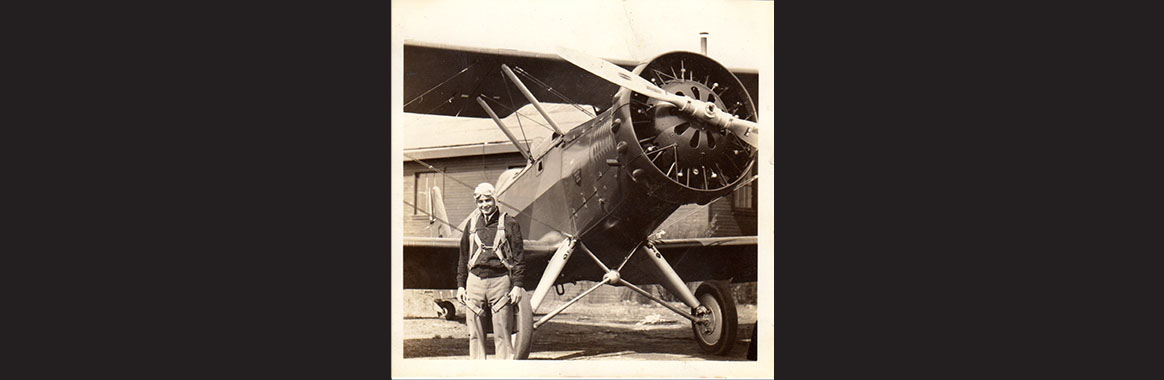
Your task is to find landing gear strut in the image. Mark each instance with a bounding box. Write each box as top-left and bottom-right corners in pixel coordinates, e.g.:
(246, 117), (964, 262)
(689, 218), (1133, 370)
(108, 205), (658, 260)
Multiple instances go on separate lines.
(525, 239), (739, 356)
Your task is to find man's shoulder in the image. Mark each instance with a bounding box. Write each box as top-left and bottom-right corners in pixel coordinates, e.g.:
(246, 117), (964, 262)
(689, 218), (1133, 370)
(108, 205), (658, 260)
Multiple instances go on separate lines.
(503, 213), (521, 231)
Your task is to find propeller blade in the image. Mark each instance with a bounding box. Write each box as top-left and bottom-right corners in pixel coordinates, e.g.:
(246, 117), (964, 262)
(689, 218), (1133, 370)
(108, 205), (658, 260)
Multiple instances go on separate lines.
(555, 46), (683, 105)
(727, 119), (760, 149)
(557, 46), (759, 149)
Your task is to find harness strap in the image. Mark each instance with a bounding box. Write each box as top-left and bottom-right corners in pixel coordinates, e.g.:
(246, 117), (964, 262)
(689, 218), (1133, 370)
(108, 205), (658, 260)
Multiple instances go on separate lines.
(467, 211), (513, 271)
(467, 210), (482, 270)
(493, 212), (507, 261)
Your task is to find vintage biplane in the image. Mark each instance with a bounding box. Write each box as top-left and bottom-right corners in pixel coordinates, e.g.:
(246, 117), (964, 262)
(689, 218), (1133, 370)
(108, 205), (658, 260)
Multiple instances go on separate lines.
(401, 39), (763, 359)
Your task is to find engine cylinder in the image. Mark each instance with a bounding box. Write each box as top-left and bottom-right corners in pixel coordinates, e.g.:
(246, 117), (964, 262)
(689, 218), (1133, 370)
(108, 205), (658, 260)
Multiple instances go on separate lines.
(611, 52), (758, 205)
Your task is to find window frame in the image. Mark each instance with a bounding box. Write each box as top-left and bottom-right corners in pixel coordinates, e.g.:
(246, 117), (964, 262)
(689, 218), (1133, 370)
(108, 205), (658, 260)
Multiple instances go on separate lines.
(413, 171), (442, 217)
(731, 162), (758, 212)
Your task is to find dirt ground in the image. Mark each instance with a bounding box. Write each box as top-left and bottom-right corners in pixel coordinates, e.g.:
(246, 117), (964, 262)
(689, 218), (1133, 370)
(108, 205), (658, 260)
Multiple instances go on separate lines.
(402, 299), (757, 360)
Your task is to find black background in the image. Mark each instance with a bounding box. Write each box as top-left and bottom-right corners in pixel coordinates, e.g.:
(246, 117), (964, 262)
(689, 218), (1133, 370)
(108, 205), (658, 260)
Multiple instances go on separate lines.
(11, 2), (1137, 378)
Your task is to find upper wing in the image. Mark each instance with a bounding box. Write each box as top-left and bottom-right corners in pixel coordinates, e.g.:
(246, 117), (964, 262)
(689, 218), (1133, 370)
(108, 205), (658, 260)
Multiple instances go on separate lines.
(402, 236), (561, 289)
(403, 40), (759, 119)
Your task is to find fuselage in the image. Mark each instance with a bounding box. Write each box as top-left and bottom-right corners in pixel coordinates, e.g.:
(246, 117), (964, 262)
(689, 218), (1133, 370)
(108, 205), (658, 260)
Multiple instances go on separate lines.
(494, 105), (671, 285)
(494, 51), (757, 287)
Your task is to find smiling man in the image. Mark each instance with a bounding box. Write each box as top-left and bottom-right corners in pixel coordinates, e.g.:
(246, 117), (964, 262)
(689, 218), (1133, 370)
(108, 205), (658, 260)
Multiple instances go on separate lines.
(456, 182), (525, 359)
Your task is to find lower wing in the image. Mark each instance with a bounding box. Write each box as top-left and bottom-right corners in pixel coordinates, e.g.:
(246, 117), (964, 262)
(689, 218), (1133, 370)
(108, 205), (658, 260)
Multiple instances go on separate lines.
(402, 236), (757, 289)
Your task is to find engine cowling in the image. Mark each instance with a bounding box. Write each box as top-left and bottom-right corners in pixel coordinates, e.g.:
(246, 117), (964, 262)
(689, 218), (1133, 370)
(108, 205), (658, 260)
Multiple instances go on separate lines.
(611, 51), (757, 206)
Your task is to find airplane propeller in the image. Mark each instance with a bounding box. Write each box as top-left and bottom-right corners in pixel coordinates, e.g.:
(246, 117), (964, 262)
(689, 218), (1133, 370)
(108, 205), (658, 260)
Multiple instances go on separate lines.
(555, 46), (759, 149)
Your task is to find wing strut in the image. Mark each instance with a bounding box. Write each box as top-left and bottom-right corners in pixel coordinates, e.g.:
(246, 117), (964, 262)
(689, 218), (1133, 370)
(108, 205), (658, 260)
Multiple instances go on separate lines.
(501, 64), (564, 136)
(476, 96), (533, 163)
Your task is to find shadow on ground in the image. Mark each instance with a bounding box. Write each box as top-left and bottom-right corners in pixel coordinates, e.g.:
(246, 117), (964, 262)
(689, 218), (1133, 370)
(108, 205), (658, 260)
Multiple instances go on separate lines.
(403, 319), (756, 361)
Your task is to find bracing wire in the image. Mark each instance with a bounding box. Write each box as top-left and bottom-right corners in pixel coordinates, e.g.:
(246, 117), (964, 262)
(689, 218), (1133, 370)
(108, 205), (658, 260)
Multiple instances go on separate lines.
(513, 66), (596, 118)
(424, 96), (454, 114)
(454, 75), (486, 117)
(403, 63), (476, 108)
(479, 95), (557, 133)
(404, 152), (571, 238)
(404, 156), (758, 242)
(501, 71), (531, 155)
(402, 199), (465, 234)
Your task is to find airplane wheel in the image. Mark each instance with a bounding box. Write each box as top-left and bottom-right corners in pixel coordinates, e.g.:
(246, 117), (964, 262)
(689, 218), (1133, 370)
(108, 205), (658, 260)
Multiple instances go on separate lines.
(511, 289), (534, 359)
(691, 281), (738, 355)
(435, 300), (456, 321)
(746, 323), (758, 360)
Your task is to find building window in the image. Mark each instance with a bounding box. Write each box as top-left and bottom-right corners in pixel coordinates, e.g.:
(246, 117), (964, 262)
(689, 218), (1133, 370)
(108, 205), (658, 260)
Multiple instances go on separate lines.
(414, 171), (441, 215)
(733, 181), (754, 209)
(732, 163), (758, 211)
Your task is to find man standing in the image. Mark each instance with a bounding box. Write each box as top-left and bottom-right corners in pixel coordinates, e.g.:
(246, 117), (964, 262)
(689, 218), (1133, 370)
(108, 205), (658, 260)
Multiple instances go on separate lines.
(457, 182), (524, 359)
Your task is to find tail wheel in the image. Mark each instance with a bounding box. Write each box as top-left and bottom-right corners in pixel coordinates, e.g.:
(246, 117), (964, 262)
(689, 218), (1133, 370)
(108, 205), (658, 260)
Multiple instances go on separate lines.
(435, 300), (456, 321)
(691, 281), (738, 355)
(511, 288), (535, 359)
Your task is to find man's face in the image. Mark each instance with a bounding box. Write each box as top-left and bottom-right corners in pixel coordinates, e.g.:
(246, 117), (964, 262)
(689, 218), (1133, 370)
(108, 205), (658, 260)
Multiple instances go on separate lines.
(477, 196), (496, 215)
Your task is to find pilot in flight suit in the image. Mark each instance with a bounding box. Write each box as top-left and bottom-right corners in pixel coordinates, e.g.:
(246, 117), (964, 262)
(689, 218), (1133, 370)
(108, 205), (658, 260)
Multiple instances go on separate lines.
(456, 182), (525, 359)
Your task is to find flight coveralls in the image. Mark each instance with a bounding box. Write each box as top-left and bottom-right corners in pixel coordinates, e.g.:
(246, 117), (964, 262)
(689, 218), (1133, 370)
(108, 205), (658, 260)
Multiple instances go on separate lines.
(457, 210), (524, 359)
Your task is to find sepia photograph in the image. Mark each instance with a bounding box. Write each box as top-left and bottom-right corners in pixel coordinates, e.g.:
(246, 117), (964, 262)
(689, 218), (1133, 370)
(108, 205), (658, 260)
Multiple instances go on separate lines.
(392, 0), (773, 377)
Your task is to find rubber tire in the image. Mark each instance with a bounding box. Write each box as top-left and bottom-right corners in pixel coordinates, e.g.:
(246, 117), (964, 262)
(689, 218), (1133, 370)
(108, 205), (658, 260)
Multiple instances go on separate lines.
(436, 300), (456, 321)
(746, 323), (757, 360)
(511, 288), (535, 359)
(692, 281), (738, 355)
